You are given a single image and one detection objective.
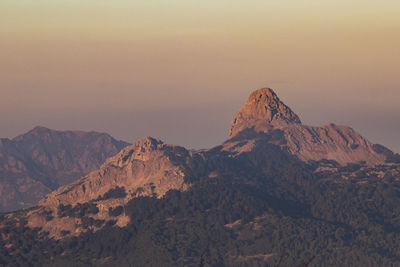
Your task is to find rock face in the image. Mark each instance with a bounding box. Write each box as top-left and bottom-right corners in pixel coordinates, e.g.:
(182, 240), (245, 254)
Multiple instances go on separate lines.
(229, 88), (387, 165)
(40, 137), (191, 208)
(229, 88), (301, 137)
(0, 126), (129, 211)
(282, 124), (386, 165)
(28, 137), (193, 238)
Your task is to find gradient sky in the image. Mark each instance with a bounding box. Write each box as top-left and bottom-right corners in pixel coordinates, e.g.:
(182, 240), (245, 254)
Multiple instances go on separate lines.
(1, 0), (399, 152)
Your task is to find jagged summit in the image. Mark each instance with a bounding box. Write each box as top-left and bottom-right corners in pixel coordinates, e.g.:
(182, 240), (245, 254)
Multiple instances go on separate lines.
(132, 136), (164, 150)
(39, 136), (190, 208)
(103, 136), (167, 166)
(229, 88), (301, 137)
(227, 87), (388, 165)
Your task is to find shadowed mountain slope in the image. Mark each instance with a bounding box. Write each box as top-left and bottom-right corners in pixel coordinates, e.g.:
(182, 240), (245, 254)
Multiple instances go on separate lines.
(0, 126), (129, 211)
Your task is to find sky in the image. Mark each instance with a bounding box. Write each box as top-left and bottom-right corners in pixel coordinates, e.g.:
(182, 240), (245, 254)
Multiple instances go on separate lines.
(1, 0), (399, 152)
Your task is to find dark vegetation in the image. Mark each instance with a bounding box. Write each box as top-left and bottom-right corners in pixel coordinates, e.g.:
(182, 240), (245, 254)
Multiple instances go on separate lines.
(58, 202), (99, 218)
(95, 186), (127, 201)
(373, 144), (400, 163)
(108, 206), (124, 217)
(0, 140), (399, 266)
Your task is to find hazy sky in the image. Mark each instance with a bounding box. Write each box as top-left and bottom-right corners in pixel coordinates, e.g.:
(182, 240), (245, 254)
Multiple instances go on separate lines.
(1, 0), (399, 152)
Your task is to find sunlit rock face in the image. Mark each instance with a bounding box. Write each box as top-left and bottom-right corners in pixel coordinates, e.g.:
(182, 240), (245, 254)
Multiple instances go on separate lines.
(229, 88), (301, 137)
(229, 88), (386, 165)
(29, 137), (194, 238)
(39, 137), (191, 208)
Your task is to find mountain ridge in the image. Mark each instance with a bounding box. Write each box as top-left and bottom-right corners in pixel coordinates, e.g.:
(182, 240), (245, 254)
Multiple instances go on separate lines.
(22, 88), (397, 237)
(0, 88), (395, 212)
(228, 88), (388, 165)
(0, 127), (129, 211)
(1, 88), (400, 266)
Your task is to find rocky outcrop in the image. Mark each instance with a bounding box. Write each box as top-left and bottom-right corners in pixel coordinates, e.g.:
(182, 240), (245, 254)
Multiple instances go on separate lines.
(0, 126), (129, 211)
(229, 88), (388, 165)
(282, 124), (386, 165)
(40, 137), (191, 207)
(229, 88), (301, 137)
(28, 137), (193, 238)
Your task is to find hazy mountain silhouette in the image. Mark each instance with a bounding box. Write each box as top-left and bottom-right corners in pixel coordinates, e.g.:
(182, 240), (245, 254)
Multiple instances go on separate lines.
(0, 126), (129, 211)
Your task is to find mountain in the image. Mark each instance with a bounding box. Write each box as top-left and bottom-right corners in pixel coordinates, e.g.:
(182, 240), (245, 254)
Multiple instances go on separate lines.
(0, 126), (129, 211)
(1, 88), (399, 266)
(40, 137), (191, 207)
(229, 88), (388, 165)
(229, 88), (302, 135)
(23, 137), (200, 238)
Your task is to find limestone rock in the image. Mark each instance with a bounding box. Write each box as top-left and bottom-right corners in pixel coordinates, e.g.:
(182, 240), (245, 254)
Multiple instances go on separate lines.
(228, 88), (388, 165)
(282, 124), (386, 165)
(39, 137), (191, 207)
(229, 88), (301, 137)
(30, 137), (193, 238)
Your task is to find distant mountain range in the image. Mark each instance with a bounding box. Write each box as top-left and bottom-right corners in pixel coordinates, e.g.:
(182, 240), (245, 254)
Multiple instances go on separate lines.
(0, 127), (129, 211)
(1, 88), (399, 266)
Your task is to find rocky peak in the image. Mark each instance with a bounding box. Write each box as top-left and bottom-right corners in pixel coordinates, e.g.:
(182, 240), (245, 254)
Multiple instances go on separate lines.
(132, 136), (164, 151)
(33, 137), (192, 238)
(39, 136), (191, 207)
(227, 88), (390, 165)
(229, 88), (301, 137)
(13, 126), (54, 140)
(107, 137), (166, 166)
